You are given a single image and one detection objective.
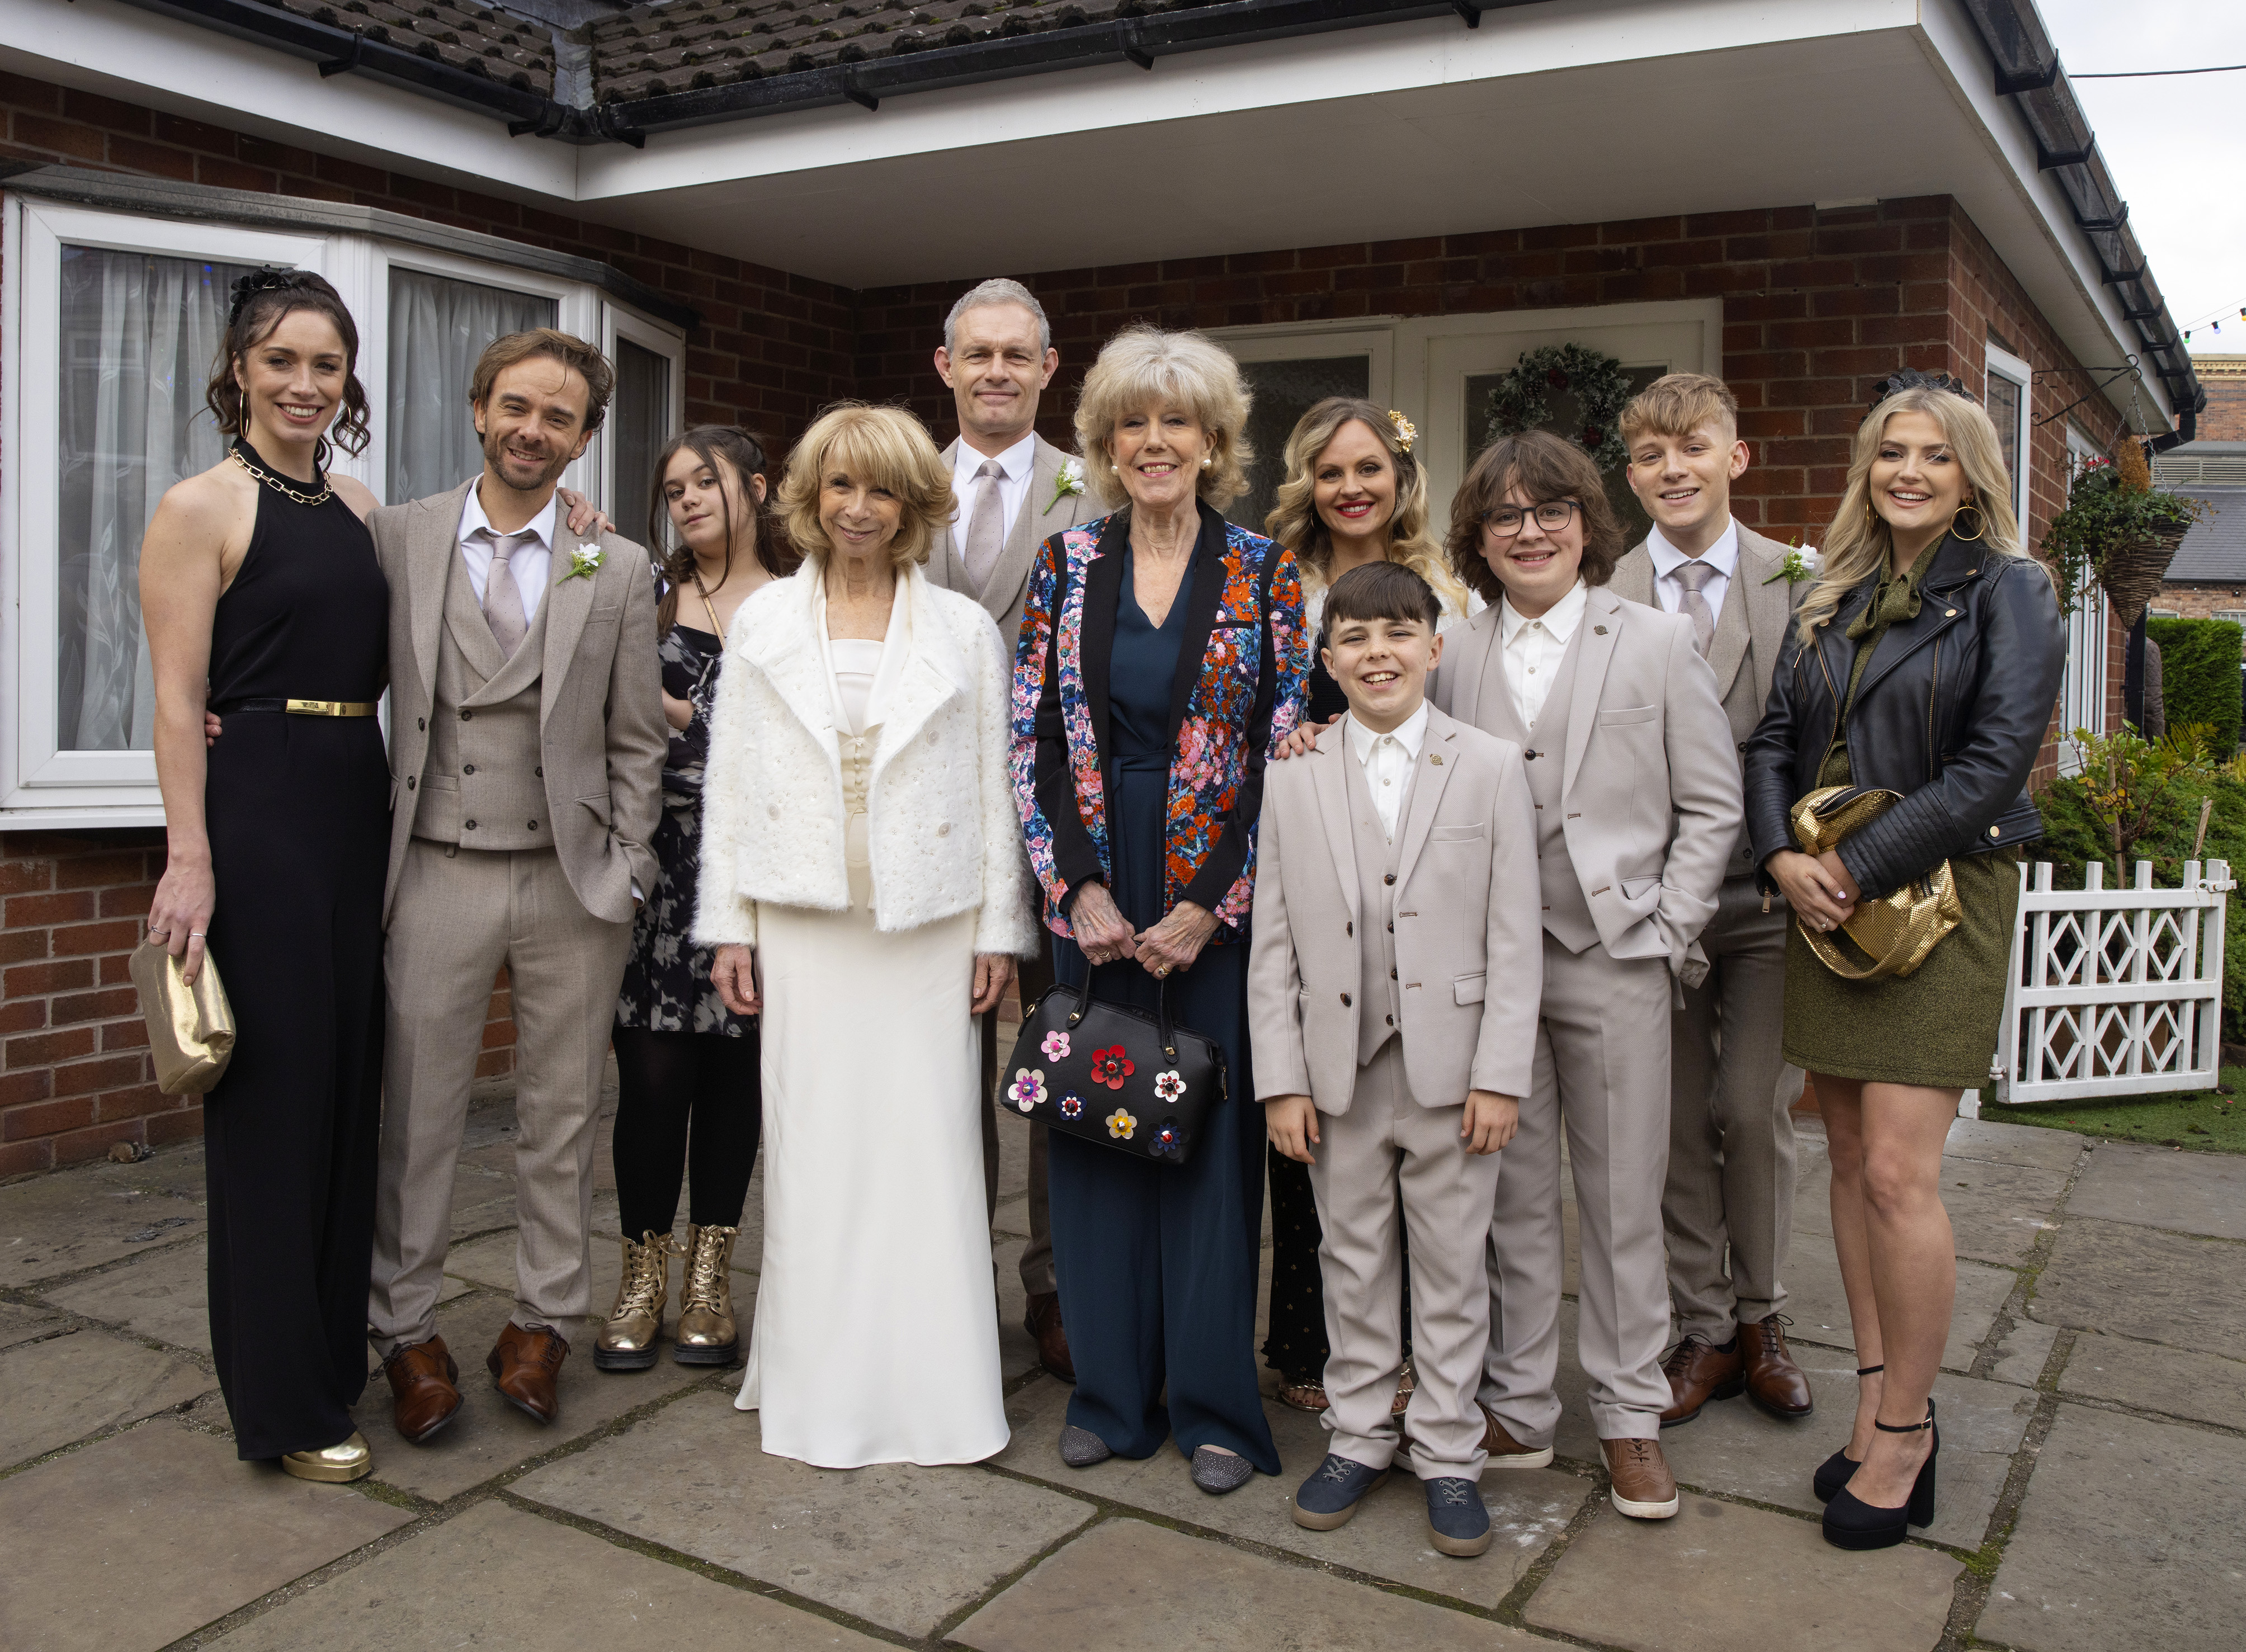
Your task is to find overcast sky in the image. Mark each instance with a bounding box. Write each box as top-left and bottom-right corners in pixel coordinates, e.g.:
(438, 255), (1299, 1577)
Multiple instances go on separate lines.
(2039, 0), (2245, 356)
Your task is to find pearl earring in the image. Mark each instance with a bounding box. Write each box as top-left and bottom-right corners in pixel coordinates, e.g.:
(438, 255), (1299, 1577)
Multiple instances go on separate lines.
(1200, 455), (1212, 470)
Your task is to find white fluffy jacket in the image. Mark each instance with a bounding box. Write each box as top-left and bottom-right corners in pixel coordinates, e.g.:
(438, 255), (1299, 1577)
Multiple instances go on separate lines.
(693, 559), (1038, 957)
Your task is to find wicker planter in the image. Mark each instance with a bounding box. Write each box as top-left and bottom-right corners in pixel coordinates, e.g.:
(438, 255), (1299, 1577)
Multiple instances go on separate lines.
(2103, 521), (2192, 627)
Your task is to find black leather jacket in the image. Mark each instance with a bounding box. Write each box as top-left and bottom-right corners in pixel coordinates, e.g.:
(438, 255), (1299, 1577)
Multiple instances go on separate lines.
(1743, 534), (2064, 900)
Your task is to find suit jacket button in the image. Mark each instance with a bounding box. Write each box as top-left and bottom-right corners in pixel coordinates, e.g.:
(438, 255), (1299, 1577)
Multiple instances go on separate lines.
(1346, 921), (1353, 937)
(1384, 872), (1395, 885)
(465, 819), (478, 830)
(535, 766), (543, 777)
(1389, 967), (1397, 979)
(407, 776), (416, 790)
(460, 709), (473, 721)
(1339, 993), (1351, 1007)
(418, 717), (426, 731)
(463, 763), (476, 775)
(527, 820), (537, 830)
(1386, 1014), (1394, 1026)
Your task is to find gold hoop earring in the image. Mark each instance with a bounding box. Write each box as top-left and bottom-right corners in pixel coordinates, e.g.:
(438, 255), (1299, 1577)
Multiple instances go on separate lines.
(1950, 503), (1987, 542)
(1863, 498), (1879, 531)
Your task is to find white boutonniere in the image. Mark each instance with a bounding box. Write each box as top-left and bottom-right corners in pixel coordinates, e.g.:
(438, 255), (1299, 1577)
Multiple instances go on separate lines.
(563, 544), (603, 582)
(1763, 542), (1818, 585)
(1046, 457), (1087, 513)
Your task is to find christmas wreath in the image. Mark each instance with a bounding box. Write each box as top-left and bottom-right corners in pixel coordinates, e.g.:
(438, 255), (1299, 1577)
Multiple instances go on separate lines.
(1483, 343), (1636, 472)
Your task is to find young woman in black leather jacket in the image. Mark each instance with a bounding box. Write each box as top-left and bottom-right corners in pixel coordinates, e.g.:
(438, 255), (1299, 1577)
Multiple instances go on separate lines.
(1742, 374), (2063, 1551)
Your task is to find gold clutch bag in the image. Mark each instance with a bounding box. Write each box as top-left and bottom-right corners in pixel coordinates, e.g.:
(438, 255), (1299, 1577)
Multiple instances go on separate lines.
(1789, 786), (1960, 981)
(129, 941), (236, 1095)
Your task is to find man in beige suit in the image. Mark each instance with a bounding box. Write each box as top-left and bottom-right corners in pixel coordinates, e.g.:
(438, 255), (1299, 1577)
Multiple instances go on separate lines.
(1431, 430), (1740, 1520)
(367, 330), (666, 1441)
(924, 278), (1100, 1381)
(1251, 563), (1541, 1557)
(1612, 374), (1814, 1428)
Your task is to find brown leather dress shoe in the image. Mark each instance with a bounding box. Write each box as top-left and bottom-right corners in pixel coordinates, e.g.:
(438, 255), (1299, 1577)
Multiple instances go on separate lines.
(487, 1321), (569, 1423)
(1023, 1291), (1075, 1384)
(1474, 1401), (1555, 1470)
(1602, 1436), (1681, 1518)
(1660, 1334), (1745, 1426)
(383, 1334), (462, 1445)
(1740, 1315), (1815, 1418)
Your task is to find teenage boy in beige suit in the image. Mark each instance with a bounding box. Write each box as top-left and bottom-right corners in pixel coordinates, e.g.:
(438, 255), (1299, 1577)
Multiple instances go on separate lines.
(926, 278), (1099, 1382)
(1252, 562), (1542, 1557)
(1611, 374), (1814, 1428)
(366, 331), (666, 1441)
(1432, 430), (1740, 1520)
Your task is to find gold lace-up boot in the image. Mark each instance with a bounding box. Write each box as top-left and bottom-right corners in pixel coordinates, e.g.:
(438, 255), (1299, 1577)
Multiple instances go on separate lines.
(673, 1224), (740, 1366)
(594, 1230), (675, 1372)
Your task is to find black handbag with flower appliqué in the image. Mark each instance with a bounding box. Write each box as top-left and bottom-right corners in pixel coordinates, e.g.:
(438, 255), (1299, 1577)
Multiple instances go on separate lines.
(998, 964), (1226, 1166)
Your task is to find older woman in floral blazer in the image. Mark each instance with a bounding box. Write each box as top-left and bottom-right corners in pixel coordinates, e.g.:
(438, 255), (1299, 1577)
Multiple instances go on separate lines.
(1012, 326), (1307, 1495)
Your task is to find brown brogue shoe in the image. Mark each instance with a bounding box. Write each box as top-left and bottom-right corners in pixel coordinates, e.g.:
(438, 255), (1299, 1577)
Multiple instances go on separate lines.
(1602, 1436), (1681, 1519)
(1023, 1291), (1075, 1384)
(1475, 1401), (1556, 1470)
(487, 1321), (569, 1424)
(383, 1334), (462, 1445)
(1660, 1334), (1746, 1426)
(1740, 1315), (1815, 1418)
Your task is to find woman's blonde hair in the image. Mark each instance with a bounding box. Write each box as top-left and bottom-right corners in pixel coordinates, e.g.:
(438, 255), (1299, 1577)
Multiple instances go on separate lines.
(1073, 325), (1253, 510)
(777, 402), (955, 570)
(1264, 398), (1469, 616)
(1792, 385), (2030, 646)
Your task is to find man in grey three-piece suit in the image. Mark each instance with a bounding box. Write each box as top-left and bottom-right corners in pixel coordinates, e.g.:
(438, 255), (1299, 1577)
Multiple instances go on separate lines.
(924, 279), (1099, 1382)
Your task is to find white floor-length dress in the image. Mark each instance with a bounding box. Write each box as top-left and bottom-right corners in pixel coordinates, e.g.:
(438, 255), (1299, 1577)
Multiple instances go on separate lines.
(734, 587), (1008, 1467)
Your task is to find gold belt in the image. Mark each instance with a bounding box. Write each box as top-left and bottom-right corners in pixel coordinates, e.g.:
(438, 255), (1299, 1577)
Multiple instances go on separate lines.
(286, 698), (378, 717)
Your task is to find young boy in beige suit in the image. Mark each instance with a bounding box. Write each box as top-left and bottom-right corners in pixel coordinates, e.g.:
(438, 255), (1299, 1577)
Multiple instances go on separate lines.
(1250, 561), (1542, 1557)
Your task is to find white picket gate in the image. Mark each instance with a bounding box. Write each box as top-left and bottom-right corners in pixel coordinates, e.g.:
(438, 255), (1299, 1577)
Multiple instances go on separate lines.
(1976, 858), (2234, 1116)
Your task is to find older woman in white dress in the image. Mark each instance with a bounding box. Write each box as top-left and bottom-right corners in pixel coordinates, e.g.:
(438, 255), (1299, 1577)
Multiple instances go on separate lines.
(697, 403), (1036, 1467)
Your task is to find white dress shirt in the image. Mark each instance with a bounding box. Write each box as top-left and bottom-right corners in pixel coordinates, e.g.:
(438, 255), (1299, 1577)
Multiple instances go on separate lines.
(1499, 579), (1588, 729)
(456, 486), (560, 622)
(1344, 701), (1429, 843)
(947, 431), (1037, 544)
(1645, 520), (1739, 622)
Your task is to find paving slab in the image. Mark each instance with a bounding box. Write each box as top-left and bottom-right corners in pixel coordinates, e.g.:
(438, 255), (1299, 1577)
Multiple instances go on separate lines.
(443, 1224), (754, 1332)
(1981, 1403), (2246, 1652)
(0, 1327), (215, 1467)
(89, 1141), (208, 1199)
(1789, 1155), (2063, 1267)
(992, 1373), (1588, 1606)
(351, 1291), (710, 1503)
(513, 1389), (1093, 1638)
(1984, 1315), (2061, 1388)
(1526, 1496), (1960, 1652)
(1778, 1229), (2016, 1370)
(1943, 1116), (2089, 1172)
(2029, 1217), (2246, 1361)
(2059, 1333), (2246, 1432)
(0, 1297), (62, 1350)
(1644, 1344), (2033, 1552)
(201, 1497), (891, 1651)
(952, 1516), (1542, 1651)
(0, 1169), (205, 1287)
(2065, 1139), (2246, 1239)
(0, 1422), (413, 1652)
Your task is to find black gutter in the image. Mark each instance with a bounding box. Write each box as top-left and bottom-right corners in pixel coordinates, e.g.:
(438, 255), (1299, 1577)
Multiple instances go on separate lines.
(1957, 0), (2202, 446)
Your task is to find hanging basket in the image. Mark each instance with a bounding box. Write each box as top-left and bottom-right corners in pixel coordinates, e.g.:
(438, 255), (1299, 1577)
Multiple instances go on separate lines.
(2101, 521), (2192, 627)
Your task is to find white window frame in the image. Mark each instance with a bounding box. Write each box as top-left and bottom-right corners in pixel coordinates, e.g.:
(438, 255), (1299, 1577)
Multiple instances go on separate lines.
(600, 303), (690, 537)
(2055, 422), (2109, 772)
(1985, 341), (2033, 530)
(1, 195), (683, 828)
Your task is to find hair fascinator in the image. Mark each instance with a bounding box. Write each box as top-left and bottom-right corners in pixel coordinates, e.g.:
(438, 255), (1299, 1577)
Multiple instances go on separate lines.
(1386, 409), (1418, 453)
(227, 266), (314, 327)
(1868, 369), (1975, 410)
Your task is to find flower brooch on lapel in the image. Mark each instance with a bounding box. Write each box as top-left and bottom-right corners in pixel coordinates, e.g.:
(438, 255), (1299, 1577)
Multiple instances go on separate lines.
(1046, 457), (1087, 513)
(1007, 1069), (1047, 1113)
(1105, 1108), (1138, 1140)
(1763, 545), (1819, 585)
(563, 544), (603, 582)
(1088, 1045), (1134, 1090)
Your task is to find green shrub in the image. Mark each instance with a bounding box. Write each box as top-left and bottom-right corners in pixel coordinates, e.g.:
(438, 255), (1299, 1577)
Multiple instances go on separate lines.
(2147, 617), (2244, 753)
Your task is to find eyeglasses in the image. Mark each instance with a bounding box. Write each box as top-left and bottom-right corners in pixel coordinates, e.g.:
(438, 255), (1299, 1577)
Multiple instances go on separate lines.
(1483, 500), (1583, 536)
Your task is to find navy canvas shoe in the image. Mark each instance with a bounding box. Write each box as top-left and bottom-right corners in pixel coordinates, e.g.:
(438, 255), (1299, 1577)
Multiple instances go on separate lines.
(1291, 1453), (1390, 1530)
(1424, 1476), (1493, 1556)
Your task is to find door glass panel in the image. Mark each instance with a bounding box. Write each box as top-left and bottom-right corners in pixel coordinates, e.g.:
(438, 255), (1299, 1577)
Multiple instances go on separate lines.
(611, 337), (671, 550)
(386, 270), (555, 506)
(57, 246), (258, 752)
(1227, 356), (1372, 535)
(1464, 364), (1668, 550)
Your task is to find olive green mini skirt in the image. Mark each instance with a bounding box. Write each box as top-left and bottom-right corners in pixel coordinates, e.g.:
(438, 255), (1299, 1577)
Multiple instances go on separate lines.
(1781, 848), (2022, 1091)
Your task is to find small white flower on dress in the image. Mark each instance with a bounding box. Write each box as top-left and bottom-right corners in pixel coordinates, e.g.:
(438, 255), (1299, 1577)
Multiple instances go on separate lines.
(1153, 1069), (1186, 1104)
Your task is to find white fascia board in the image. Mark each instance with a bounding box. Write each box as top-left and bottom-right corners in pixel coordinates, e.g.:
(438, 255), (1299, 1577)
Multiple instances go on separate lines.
(579, 0), (1914, 202)
(1913, 0), (2176, 432)
(0, 0), (578, 206)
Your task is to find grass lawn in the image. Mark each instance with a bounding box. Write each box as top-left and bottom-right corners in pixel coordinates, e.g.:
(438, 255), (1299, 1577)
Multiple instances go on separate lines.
(1979, 1065), (2246, 1153)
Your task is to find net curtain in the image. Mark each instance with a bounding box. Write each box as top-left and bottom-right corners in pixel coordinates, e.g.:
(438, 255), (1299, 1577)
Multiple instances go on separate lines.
(386, 270), (556, 508)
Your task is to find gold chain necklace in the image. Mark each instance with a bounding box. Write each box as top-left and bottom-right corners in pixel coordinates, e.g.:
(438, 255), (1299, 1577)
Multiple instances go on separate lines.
(230, 443), (333, 507)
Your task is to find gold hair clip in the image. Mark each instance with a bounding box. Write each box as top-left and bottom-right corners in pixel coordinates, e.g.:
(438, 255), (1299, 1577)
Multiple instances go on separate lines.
(1387, 410), (1417, 453)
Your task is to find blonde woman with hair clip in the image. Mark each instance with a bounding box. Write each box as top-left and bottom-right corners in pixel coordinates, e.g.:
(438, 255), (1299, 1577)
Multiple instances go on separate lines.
(1742, 372), (2063, 1551)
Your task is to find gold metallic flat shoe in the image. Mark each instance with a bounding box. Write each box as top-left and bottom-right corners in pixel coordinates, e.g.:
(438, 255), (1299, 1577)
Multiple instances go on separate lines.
(281, 1431), (373, 1483)
(596, 1230), (675, 1372)
(673, 1223), (740, 1366)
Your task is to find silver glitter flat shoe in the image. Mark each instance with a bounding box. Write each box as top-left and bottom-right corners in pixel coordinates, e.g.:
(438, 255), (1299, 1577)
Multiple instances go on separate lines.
(1190, 1446), (1256, 1494)
(1059, 1424), (1112, 1467)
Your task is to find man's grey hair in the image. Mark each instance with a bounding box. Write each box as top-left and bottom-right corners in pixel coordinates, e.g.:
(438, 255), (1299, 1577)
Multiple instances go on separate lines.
(943, 278), (1052, 355)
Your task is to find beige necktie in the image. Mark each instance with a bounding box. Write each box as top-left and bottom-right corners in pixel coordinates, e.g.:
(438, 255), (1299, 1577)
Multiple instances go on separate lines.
(482, 530), (530, 658)
(962, 459), (1006, 589)
(1673, 559), (1716, 658)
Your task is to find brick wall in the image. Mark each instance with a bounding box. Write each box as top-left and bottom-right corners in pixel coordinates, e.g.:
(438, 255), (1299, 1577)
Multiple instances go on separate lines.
(2194, 359), (2246, 442)
(2151, 588), (2246, 621)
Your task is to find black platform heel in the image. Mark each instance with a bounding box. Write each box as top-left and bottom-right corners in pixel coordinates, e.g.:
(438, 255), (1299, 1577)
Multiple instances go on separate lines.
(1822, 1399), (1937, 1550)
(1812, 1364), (1882, 1503)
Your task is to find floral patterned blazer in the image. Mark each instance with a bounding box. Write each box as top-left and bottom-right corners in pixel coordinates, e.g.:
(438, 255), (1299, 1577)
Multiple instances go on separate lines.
(1010, 501), (1308, 945)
